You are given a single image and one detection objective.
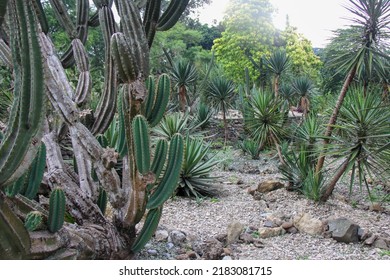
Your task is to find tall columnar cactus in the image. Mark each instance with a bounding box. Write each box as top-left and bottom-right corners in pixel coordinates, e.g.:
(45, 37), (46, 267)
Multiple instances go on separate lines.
(47, 188), (66, 233)
(0, 0), (46, 188)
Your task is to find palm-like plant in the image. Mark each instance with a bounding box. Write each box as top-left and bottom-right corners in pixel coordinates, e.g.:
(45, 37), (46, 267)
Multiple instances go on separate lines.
(292, 76), (314, 115)
(265, 50), (290, 97)
(316, 0), (390, 174)
(195, 102), (213, 130)
(246, 89), (287, 163)
(205, 76), (236, 145)
(321, 88), (390, 201)
(169, 60), (198, 112)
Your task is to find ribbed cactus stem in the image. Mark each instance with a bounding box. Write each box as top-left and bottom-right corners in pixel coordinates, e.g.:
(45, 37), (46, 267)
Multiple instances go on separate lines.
(48, 188), (66, 233)
(147, 133), (184, 209)
(145, 74), (170, 127)
(157, 0), (190, 31)
(131, 207), (162, 252)
(0, 0), (46, 188)
(132, 115), (150, 175)
(23, 142), (46, 199)
(24, 211), (44, 232)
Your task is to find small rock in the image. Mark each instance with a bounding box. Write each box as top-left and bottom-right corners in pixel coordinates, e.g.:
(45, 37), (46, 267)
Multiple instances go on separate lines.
(147, 249), (158, 255)
(227, 221), (244, 244)
(239, 233), (255, 244)
(327, 218), (360, 243)
(373, 238), (389, 250)
(170, 230), (186, 246)
(258, 227), (285, 238)
(287, 226), (298, 234)
(223, 247), (232, 256)
(202, 238), (224, 260)
(257, 181), (284, 193)
(187, 251), (197, 259)
(237, 179), (244, 185)
(215, 233), (227, 243)
(363, 234), (377, 246)
(281, 221), (294, 230)
(263, 220), (275, 228)
(253, 239), (265, 248)
(155, 230), (169, 242)
(222, 256), (233, 260)
(294, 213), (323, 236)
(166, 242), (175, 250)
(176, 254), (189, 260)
(247, 185), (258, 196)
(358, 228), (369, 241)
(369, 203), (384, 212)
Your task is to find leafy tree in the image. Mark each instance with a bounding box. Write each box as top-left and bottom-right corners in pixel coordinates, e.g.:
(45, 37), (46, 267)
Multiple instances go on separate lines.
(212, 0), (276, 83)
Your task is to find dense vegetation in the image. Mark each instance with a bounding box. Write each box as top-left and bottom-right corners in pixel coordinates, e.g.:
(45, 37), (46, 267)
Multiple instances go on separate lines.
(0, 0), (389, 259)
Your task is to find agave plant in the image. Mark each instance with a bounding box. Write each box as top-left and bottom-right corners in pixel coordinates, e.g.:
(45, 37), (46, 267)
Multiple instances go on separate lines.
(205, 76), (236, 146)
(240, 138), (262, 160)
(264, 49), (290, 97)
(177, 136), (220, 198)
(195, 102), (213, 130)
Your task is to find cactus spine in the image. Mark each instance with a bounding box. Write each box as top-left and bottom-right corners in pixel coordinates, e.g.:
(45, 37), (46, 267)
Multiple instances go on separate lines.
(48, 188), (66, 233)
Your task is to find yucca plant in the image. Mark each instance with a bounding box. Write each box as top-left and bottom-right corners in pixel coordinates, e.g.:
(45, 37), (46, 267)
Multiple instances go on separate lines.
(246, 89), (287, 163)
(316, 0), (390, 174)
(177, 136), (220, 198)
(169, 60), (198, 112)
(205, 76), (236, 146)
(292, 76), (314, 115)
(264, 49), (290, 97)
(321, 88), (390, 201)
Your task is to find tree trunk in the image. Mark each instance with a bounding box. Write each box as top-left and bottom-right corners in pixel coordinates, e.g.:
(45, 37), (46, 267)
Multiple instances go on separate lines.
(222, 106), (228, 146)
(179, 86), (187, 112)
(274, 75), (279, 98)
(315, 65), (357, 173)
(320, 157), (351, 202)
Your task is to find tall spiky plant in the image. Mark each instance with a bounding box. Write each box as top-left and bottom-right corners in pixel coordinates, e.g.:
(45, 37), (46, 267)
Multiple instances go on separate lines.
(316, 0), (390, 175)
(265, 49), (290, 97)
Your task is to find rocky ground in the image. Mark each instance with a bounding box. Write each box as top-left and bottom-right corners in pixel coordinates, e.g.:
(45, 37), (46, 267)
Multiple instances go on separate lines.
(134, 117), (390, 260)
(134, 150), (390, 260)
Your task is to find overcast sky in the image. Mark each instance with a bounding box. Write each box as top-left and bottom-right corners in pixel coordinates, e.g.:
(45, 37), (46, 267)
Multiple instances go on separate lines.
(194, 0), (351, 48)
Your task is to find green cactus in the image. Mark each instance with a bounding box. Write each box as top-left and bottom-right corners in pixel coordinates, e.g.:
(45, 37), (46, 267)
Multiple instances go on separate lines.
(116, 89), (128, 157)
(24, 211), (44, 232)
(23, 142), (46, 200)
(5, 173), (27, 198)
(144, 74), (171, 127)
(157, 0), (190, 31)
(131, 207), (162, 253)
(0, 194), (31, 259)
(147, 133), (184, 209)
(48, 188), (66, 233)
(0, 0), (9, 27)
(151, 139), (168, 180)
(0, 0), (46, 188)
(132, 115), (151, 175)
(97, 187), (107, 215)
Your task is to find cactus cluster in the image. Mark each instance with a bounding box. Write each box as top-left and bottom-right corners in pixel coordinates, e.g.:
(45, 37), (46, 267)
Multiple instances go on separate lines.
(0, 0), (190, 259)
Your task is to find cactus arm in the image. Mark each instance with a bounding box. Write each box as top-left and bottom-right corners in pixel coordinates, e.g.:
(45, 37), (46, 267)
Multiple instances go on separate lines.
(0, 0), (8, 27)
(143, 0), (161, 47)
(132, 115), (150, 174)
(0, 0), (45, 188)
(131, 207), (162, 252)
(147, 74), (170, 127)
(24, 211), (44, 231)
(32, 0), (49, 34)
(143, 76), (156, 120)
(48, 0), (76, 38)
(156, 0), (190, 31)
(111, 32), (138, 83)
(147, 133), (184, 209)
(0, 193), (31, 259)
(73, 39), (92, 106)
(116, 89), (128, 157)
(97, 187), (107, 215)
(91, 5), (118, 135)
(48, 188), (66, 233)
(151, 138), (168, 179)
(23, 142), (46, 200)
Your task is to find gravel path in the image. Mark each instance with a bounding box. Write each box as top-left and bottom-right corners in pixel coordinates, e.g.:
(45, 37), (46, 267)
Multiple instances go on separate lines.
(135, 150), (390, 260)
